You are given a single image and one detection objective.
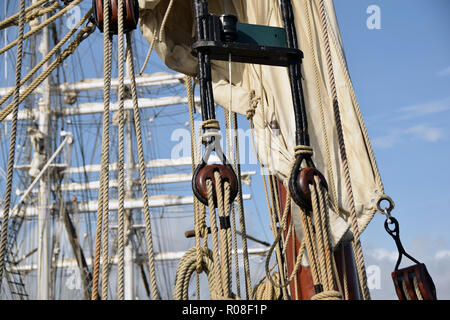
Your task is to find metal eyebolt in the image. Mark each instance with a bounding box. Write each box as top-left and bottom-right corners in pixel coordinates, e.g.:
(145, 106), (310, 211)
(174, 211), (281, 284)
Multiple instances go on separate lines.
(376, 194), (395, 214)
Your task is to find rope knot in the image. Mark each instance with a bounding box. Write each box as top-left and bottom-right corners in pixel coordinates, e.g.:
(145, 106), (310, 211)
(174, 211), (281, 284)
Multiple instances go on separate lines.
(294, 145), (313, 156)
(200, 120), (222, 143)
(246, 90), (259, 120)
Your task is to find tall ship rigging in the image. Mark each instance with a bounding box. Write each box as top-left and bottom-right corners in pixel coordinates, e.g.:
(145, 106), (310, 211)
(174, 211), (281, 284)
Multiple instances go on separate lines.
(0, 0), (437, 301)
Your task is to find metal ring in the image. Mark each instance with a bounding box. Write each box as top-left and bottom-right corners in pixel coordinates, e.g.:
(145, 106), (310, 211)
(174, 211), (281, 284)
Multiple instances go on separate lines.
(376, 194), (395, 214)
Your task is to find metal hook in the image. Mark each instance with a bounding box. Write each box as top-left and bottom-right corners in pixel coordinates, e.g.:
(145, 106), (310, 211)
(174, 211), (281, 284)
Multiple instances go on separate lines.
(384, 216), (421, 271)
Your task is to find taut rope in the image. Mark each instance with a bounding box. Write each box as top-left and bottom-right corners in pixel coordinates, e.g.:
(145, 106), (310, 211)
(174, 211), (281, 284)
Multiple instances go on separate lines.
(0, 0), (26, 290)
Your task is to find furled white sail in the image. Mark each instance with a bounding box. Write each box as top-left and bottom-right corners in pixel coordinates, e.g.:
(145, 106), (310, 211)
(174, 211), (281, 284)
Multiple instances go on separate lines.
(138, 0), (384, 247)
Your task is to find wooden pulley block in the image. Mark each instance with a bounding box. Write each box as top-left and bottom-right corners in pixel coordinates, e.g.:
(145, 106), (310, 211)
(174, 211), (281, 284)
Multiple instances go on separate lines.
(192, 164), (238, 208)
(289, 165), (328, 212)
(385, 217), (437, 300)
(92, 0), (139, 35)
(392, 263), (437, 300)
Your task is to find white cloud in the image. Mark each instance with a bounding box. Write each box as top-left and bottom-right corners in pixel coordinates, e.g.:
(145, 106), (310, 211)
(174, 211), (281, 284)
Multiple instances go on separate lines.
(435, 250), (450, 260)
(367, 248), (397, 262)
(373, 124), (444, 148)
(437, 66), (450, 77)
(404, 125), (444, 142)
(395, 97), (450, 121)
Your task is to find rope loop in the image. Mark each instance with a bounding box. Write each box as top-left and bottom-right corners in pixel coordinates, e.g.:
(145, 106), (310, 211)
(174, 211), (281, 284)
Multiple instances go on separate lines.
(294, 145), (313, 156)
(311, 290), (343, 300)
(201, 119), (220, 130)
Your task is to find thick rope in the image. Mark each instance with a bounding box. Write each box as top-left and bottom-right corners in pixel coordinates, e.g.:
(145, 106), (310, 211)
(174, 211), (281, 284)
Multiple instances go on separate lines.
(253, 272), (281, 300)
(223, 89), (241, 298)
(232, 113), (252, 299)
(0, 0), (48, 31)
(0, 0), (26, 291)
(303, 0), (340, 216)
(173, 247), (216, 300)
(100, 0), (113, 298)
(126, 32), (160, 300)
(206, 179), (224, 298)
(311, 290), (342, 300)
(185, 75), (203, 299)
(0, 9), (92, 110)
(321, 5), (384, 195)
(91, 0), (112, 300)
(0, 23), (95, 122)
(215, 172), (232, 298)
(116, 0), (126, 301)
(0, 1), (59, 30)
(317, 0), (370, 300)
(0, 0), (83, 55)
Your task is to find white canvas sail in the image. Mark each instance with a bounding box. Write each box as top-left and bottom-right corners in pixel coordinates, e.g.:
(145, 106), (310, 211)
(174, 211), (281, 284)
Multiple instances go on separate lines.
(139, 0), (384, 246)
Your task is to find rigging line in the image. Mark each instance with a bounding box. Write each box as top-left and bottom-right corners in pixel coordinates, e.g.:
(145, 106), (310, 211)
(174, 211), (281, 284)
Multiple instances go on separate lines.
(0, 22), (96, 122)
(317, 0), (370, 300)
(0, 0), (83, 55)
(116, 0), (126, 300)
(126, 31), (160, 300)
(0, 0), (26, 292)
(0, 9), (93, 114)
(0, 0), (48, 31)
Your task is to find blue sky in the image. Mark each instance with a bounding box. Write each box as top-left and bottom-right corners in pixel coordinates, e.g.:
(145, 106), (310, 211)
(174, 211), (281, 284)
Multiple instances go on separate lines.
(333, 0), (450, 299)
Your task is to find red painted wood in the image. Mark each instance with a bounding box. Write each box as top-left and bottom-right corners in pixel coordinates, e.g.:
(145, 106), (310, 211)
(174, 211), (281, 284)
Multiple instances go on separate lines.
(276, 178), (360, 300)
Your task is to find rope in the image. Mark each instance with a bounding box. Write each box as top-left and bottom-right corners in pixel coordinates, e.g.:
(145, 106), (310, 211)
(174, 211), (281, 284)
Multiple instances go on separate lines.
(0, 1), (59, 30)
(0, 0), (49, 31)
(0, 9), (93, 110)
(294, 145), (313, 156)
(223, 106), (241, 298)
(185, 75), (203, 299)
(317, 0), (370, 300)
(0, 0), (83, 55)
(173, 247), (216, 300)
(100, 0), (113, 298)
(126, 32), (160, 300)
(116, 0), (126, 301)
(0, 0), (26, 291)
(413, 276), (424, 300)
(201, 119), (220, 130)
(246, 90), (259, 120)
(232, 113), (252, 299)
(311, 290), (342, 300)
(139, 25), (157, 75)
(206, 179), (224, 298)
(321, 5), (384, 196)
(253, 272), (281, 300)
(0, 23), (95, 122)
(158, 0), (175, 43)
(303, 0), (340, 217)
